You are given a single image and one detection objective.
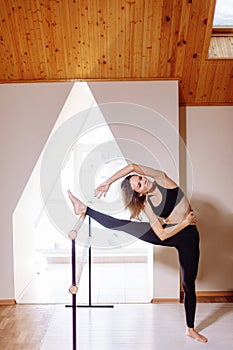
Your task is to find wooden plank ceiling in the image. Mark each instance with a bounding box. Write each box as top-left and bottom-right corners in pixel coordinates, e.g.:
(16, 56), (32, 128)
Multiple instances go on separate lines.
(0, 0), (232, 105)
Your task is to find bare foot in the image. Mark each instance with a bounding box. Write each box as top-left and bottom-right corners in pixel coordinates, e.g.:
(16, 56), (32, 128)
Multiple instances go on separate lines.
(68, 190), (87, 216)
(186, 328), (208, 343)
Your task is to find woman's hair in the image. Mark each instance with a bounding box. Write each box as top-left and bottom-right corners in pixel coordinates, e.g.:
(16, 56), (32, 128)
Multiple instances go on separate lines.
(121, 174), (146, 219)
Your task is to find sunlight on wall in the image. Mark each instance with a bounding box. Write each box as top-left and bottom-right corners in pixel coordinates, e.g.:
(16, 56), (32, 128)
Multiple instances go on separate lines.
(35, 83), (149, 257)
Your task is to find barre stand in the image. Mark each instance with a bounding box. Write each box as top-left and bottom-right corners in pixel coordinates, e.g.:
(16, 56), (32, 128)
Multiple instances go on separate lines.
(77, 217), (114, 308)
(67, 216), (114, 350)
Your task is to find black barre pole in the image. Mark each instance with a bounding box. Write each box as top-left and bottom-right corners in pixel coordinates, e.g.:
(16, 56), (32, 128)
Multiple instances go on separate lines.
(66, 214), (115, 349)
(67, 229), (79, 350)
(71, 239), (77, 350)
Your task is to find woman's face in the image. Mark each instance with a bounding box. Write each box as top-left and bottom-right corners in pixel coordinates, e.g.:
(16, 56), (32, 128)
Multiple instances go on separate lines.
(129, 175), (150, 195)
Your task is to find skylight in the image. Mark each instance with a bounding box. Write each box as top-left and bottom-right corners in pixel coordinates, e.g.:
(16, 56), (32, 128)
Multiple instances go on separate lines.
(213, 0), (233, 27)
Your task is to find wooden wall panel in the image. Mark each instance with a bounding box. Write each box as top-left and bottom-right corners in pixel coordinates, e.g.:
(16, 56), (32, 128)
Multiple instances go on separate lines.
(0, 0), (232, 105)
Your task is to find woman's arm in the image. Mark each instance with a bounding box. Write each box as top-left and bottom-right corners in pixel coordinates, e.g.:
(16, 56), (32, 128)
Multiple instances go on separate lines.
(144, 202), (196, 241)
(104, 163), (135, 185)
(155, 213), (196, 241)
(132, 164), (166, 181)
(95, 163), (134, 198)
(95, 163), (166, 198)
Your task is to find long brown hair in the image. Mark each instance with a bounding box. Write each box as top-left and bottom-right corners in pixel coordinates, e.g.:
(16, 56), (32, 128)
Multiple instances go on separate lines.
(121, 175), (146, 219)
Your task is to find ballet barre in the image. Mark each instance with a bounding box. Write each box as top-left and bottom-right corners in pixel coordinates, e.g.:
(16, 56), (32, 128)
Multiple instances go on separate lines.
(67, 215), (113, 350)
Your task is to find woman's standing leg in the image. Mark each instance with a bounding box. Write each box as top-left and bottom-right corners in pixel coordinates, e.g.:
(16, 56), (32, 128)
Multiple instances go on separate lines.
(177, 226), (199, 328)
(174, 226), (207, 342)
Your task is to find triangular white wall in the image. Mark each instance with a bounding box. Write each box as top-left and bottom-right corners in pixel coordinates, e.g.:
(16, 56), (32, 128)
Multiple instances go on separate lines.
(0, 82), (73, 299)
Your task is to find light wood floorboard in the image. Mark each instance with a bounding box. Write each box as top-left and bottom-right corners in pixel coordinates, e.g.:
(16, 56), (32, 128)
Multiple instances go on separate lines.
(0, 303), (233, 350)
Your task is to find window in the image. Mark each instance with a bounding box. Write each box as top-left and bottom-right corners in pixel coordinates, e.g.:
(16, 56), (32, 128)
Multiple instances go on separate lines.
(208, 0), (233, 58)
(213, 0), (233, 27)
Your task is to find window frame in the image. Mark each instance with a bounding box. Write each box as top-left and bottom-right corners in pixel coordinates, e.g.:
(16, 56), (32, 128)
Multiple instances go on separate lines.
(212, 27), (233, 36)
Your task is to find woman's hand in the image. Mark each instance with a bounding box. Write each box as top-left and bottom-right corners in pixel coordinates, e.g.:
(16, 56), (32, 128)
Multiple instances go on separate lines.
(95, 182), (110, 199)
(185, 210), (197, 225)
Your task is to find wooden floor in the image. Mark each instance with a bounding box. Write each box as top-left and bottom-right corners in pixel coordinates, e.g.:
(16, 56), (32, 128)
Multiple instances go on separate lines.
(0, 304), (55, 350)
(0, 303), (233, 350)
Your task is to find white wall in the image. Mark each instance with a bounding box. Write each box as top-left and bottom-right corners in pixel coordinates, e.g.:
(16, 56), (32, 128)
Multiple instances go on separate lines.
(1, 80), (179, 301)
(13, 162), (42, 299)
(0, 83), (73, 300)
(2, 82), (230, 301)
(89, 81), (180, 300)
(184, 106), (233, 291)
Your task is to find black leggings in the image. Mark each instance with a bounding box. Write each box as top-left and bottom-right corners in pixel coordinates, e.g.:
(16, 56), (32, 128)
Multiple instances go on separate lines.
(86, 207), (200, 328)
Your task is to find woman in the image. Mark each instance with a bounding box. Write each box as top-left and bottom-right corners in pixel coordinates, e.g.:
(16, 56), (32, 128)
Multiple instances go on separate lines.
(68, 163), (208, 343)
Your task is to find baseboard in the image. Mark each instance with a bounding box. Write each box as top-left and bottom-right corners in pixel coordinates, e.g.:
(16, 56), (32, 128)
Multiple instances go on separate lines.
(0, 299), (16, 306)
(151, 298), (180, 303)
(196, 291), (233, 296)
(180, 291), (233, 303)
(152, 291), (233, 304)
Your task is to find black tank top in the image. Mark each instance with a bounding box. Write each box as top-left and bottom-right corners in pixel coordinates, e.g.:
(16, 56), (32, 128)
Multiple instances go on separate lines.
(147, 182), (184, 219)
